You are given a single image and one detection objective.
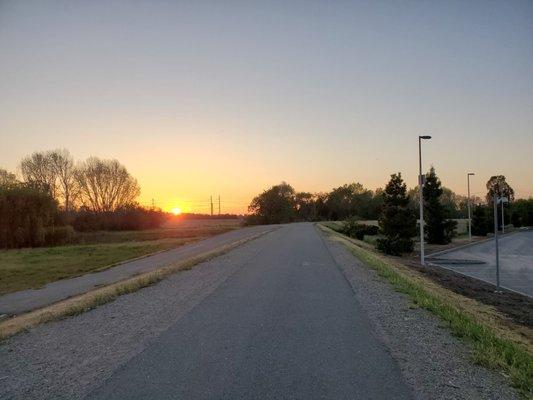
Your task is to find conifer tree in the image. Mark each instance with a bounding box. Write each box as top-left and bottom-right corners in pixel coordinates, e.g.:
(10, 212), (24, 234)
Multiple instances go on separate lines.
(377, 173), (417, 255)
(423, 167), (456, 244)
(471, 204), (490, 236)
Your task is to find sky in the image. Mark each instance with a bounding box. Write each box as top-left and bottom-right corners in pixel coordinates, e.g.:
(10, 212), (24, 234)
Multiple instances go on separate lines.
(1, 0), (532, 214)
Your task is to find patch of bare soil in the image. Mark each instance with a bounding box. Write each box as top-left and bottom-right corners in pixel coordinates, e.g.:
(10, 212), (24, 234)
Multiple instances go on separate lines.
(403, 256), (533, 329)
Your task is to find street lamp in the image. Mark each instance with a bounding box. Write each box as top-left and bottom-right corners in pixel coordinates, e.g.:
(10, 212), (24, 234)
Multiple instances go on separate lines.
(501, 197), (506, 234)
(493, 195), (508, 292)
(419, 135), (431, 266)
(467, 173), (475, 241)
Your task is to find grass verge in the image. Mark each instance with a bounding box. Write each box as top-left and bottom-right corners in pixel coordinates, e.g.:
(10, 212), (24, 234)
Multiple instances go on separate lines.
(0, 238), (195, 295)
(0, 220), (242, 295)
(319, 224), (533, 398)
(0, 228), (274, 342)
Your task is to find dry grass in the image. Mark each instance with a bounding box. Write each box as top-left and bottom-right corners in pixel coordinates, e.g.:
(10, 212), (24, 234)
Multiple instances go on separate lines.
(318, 224), (533, 398)
(0, 228), (273, 342)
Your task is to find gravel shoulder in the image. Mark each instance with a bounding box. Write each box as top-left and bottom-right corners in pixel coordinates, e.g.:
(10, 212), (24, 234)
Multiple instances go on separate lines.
(319, 227), (520, 400)
(0, 223), (522, 399)
(0, 228), (277, 399)
(0, 225), (274, 316)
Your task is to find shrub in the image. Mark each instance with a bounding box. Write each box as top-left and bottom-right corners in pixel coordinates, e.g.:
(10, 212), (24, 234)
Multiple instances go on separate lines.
(341, 218), (379, 240)
(72, 206), (166, 231)
(0, 183), (59, 248)
(443, 219), (457, 243)
(376, 236), (414, 256)
(44, 225), (76, 246)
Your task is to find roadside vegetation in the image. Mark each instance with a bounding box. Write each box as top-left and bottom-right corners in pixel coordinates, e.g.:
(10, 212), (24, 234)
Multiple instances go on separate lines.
(1, 238), (186, 295)
(0, 149), (243, 294)
(0, 228), (269, 341)
(0, 220), (241, 295)
(320, 225), (533, 397)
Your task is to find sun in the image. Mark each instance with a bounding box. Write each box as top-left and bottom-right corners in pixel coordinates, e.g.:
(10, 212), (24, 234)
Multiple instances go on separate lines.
(171, 207), (182, 216)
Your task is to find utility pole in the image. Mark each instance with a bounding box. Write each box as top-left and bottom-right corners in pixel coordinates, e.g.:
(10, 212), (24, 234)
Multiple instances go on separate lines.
(418, 135), (432, 266)
(467, 173), (475, 241)
(210, 196), (213, 216)
(218, 195), (221, 215)
(151, 198), (155, 210)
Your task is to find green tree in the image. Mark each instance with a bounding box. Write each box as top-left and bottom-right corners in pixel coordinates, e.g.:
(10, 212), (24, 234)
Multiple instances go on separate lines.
(510, 198), (533, 227)
(471, 204), (491, 236)
(423, 167), (457, 244)
(376, 173), (417, 255)
(486, 175), (515, 203)
(294, 192), (316, 221)
(0, 182), (59, 248)
(325, 182), (374, 220)
(486, 175), (514, 230)
(247, 182), (296, 224)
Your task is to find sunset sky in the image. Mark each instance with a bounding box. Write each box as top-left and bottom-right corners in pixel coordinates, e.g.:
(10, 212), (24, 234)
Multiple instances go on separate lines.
(1, 1), (532, 214)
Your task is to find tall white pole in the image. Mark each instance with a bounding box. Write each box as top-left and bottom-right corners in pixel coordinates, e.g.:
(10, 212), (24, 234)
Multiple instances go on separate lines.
(501, 201), (505, 234)
(494, 194), (500, 291)
(419, 137), (425, 266)
(467, 173), (474, 241)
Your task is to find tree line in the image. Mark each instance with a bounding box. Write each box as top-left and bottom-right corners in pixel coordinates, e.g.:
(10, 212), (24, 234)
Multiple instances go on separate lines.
(0, 149), (165, 248)
(247, 170), (477, 225)
(247, 170), (533, 256)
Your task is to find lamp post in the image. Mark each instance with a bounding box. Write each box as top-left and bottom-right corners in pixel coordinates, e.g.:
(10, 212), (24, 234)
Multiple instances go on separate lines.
(467, 173), (475, 241)
(493, 194), (500, 291)
(419, 135), (431, 266)
(501, 199), (505, 234)
(494, 195), (508, 292)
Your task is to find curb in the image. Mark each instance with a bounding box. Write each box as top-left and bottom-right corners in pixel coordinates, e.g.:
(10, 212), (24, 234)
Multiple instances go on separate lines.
(427, 229), (526, 258)
(426, 261), (532, 299)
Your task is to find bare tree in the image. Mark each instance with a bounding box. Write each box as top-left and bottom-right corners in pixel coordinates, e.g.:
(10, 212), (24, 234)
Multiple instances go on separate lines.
(49, 149), (77, 212)
(19, 149), (78, 211)
(75, 157), (140, 212)
(0, 168), (18, 187)
(20, 151), (58, 198)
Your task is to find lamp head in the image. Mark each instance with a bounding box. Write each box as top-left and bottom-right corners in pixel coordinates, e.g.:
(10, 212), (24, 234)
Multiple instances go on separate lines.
(419, 135), (432, 140)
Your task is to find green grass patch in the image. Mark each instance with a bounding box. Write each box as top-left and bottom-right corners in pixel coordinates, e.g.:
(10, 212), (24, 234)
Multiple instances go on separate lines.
(345, 239), (532, 397)
(0, 238), (190, 295)
(0, 220), (241, 295)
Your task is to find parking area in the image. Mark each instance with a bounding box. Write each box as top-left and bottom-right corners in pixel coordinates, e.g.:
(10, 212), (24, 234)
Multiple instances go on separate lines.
(428, 229), (533, 298)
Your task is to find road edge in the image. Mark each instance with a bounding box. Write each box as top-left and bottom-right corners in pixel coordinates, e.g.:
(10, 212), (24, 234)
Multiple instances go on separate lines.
(316, 223), (533, 398)
(0, 227), (277, 342)
(427, 228), (529, 258)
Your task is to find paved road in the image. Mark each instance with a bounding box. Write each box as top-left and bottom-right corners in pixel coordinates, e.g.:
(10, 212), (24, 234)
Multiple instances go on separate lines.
(87, 223), (412, 399)
(0, 225), (275, 315)
(429, 229), (533, 297)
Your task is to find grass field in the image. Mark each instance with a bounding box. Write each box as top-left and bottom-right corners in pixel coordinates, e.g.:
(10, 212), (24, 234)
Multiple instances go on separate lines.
(0, 218), (241, 295)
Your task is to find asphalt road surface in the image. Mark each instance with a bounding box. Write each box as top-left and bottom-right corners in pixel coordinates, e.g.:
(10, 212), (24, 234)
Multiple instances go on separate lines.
(0, 225), (275, 315)
(87, 223), (412, 399)
(429, 229), (533, 297)
(1, 222), (519, 399)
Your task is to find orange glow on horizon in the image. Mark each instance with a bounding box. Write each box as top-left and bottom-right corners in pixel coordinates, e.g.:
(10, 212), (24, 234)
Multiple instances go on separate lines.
(171, 207), (182, 216)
